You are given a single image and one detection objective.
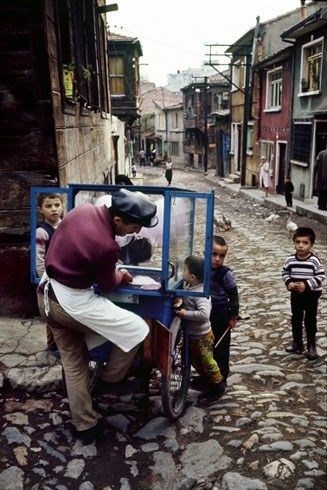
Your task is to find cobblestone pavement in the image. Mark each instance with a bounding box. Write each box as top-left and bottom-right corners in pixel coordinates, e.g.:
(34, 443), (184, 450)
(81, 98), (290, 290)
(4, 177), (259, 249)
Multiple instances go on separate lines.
(1, 168), (326, 490)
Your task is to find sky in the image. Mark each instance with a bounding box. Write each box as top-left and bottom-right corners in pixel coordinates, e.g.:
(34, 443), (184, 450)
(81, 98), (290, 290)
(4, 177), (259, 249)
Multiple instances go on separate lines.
(107, 0), (303, 86)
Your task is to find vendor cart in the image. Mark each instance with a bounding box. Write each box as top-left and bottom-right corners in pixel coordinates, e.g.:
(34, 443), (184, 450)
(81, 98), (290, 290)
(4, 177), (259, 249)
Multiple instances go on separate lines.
(30, 183), (215, 420)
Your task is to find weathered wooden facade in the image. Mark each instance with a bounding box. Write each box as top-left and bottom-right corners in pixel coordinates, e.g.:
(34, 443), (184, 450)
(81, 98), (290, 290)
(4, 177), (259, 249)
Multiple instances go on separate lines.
(108, 33), (143, 173)
(182, 77), (230, 173)
(0, 0), (115, 315)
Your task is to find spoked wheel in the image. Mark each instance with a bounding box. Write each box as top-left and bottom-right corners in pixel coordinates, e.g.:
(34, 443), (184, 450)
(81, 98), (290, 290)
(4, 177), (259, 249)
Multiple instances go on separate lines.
(161, 317), (190, 420)
(61, 360), (103, 396)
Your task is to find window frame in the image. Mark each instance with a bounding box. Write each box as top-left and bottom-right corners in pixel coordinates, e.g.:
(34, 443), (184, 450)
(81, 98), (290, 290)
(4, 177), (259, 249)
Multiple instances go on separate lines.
(265, 66), (282, 111)
(299, 36), (323, 95)
(109, 54), (126, 97)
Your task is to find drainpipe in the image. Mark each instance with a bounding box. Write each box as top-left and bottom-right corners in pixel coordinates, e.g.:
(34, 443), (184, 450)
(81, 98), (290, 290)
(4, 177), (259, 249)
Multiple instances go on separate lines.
(203, 76), (208, 173)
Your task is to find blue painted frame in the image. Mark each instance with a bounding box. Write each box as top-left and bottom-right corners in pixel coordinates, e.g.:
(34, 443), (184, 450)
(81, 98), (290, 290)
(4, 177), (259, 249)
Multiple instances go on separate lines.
(30, 184), (214, 299)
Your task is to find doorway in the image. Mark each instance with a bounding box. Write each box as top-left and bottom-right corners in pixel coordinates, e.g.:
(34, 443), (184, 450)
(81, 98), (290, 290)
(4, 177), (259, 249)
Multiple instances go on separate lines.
(276, 141), (287, 194)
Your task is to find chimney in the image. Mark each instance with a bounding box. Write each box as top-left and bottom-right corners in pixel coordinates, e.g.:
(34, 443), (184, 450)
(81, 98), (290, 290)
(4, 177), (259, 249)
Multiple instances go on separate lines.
(300, 0), (306, 20)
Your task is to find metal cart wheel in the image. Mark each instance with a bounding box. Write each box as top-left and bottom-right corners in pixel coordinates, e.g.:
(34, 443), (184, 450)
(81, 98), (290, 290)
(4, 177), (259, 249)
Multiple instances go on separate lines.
(161, 317), (191, 420)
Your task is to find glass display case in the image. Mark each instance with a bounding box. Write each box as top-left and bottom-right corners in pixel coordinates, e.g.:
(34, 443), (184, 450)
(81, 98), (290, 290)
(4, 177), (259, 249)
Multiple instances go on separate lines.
(30, 184), (215, 302)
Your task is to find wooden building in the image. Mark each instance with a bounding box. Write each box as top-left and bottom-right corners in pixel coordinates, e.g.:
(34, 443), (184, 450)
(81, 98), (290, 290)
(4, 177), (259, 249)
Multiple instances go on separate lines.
(0, 0), (115, 315)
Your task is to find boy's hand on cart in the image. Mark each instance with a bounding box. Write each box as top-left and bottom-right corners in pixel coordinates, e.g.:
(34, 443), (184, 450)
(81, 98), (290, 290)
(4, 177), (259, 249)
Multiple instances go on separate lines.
(175, 308), (187, 319)
(120, 268), (133, 284)
(228, 317), (238, 329)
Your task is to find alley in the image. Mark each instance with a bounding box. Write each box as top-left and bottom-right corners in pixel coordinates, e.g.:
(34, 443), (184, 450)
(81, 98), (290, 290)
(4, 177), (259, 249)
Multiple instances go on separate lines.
(1, 168), (326, 490)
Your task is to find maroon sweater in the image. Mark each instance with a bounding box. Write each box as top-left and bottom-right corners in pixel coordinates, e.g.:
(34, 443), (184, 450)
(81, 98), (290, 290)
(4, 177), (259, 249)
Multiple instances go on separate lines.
(45, 203), (123, 291)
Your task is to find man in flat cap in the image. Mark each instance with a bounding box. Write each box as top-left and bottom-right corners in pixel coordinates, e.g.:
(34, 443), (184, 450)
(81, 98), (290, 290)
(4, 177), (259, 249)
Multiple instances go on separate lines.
(37, 189), (158, 444)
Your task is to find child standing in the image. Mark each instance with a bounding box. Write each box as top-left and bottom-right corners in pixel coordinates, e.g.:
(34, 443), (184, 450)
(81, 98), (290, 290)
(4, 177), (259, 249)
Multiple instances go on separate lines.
(284, 176), (294, 207)
(36, 193), (64, 355)
(131, 162), (137, 178)
(282, 227), (325, 360)
(210, 236), (239, 385)
(174, 256), (226, 402)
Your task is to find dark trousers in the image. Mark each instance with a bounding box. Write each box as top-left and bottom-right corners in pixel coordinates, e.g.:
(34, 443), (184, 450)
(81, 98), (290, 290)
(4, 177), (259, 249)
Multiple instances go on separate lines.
(210, 310), (231, 382)
(285, 191), (293, 207)
(290, 291), (321, 347)
(317, 190), (327, 210)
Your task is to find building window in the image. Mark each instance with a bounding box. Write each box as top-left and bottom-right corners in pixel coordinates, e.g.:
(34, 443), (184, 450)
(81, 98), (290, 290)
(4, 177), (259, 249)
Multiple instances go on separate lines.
(231, 60), (240, 91)
(230, 123), (237, 154)
(291, 123), (312, 164)
(170, 141), (179, 155)
(109, 55), (125, 96)
(172, 112), (179, 129)
(158, 113), (165, 131)
(261, 141), (274, 163)
(266, 67), (282, 109)
(300, 37), (323, 93)
(247, 123), (254, 154)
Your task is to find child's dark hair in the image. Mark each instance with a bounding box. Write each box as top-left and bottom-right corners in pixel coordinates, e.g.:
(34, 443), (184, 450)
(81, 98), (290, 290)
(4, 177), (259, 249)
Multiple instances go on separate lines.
(213, 235), (227, 247)
(184, 255), (204, 282)
(37, 193), (64, 207)
(293, 227), (315, 244)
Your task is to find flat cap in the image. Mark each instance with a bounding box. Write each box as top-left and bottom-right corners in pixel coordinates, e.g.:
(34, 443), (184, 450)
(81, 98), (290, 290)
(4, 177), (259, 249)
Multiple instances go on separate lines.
(111, 188), (158, 228)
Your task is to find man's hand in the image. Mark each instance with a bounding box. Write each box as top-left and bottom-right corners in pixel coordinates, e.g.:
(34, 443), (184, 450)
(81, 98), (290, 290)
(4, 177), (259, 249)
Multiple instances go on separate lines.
(120, 268), (133, 284)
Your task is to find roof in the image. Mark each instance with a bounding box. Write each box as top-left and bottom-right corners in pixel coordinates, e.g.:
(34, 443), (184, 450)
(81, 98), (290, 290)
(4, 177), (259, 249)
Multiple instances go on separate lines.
(281, 7), (327, 40)
(254, 46), (292, 69)
(108, 32), (142, 55)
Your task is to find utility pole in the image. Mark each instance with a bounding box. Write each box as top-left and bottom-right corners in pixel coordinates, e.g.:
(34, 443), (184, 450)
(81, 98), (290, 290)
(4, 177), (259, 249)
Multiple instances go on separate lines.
(203, 76), (208, 173)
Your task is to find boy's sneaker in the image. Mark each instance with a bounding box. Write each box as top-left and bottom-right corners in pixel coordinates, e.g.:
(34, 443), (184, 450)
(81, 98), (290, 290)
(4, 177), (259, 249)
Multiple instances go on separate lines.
(285, 343), (304, 355)
(306, 347), (318, 360)
(190, 376), (209, 391)
(198, 381), (226, 403)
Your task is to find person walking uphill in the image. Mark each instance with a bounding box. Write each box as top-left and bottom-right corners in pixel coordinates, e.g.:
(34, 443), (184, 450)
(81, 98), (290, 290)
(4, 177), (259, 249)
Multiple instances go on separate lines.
(282, 227), (326, 360)
(37, 189), (158, 444)
(165, 157), (173, 186)
(314, 149), (327, 210)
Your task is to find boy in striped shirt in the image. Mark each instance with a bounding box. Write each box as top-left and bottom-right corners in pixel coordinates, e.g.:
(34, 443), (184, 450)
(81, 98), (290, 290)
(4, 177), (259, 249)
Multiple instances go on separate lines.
(282, 227), (326, 360)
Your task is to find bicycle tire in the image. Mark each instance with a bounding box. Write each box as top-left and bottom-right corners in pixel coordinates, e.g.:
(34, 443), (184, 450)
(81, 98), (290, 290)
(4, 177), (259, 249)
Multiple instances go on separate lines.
(161, 317), (190, 420)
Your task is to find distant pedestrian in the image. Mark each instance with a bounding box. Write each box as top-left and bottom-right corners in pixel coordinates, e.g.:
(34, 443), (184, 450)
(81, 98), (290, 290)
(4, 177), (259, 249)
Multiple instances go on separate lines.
(131, 163), (137, 178)
(210, 235), (239, 385)
(174, 256), (225, 402)
(258, 156), (272, 198)
(165, 157), (173, 186)
(282, 227), (326, 360)
(139, 149), (146, 166)
(284, 176), (294, 207)
(314, 149), (327, 210)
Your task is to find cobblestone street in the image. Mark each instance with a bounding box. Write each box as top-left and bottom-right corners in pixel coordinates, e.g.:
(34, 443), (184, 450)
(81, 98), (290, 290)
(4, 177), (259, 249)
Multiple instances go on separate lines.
(1, 168), (326, 490)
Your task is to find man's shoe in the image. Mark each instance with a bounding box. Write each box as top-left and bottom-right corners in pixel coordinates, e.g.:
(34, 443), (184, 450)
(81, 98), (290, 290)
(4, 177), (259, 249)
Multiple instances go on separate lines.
(285, 344), (304, 355)
(77, 419), (109, 445)
(198, 381), (226, 403)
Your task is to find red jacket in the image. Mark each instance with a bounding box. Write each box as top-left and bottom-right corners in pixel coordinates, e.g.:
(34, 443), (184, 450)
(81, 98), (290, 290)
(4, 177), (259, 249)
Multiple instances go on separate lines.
(45, 203), (123, 291)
